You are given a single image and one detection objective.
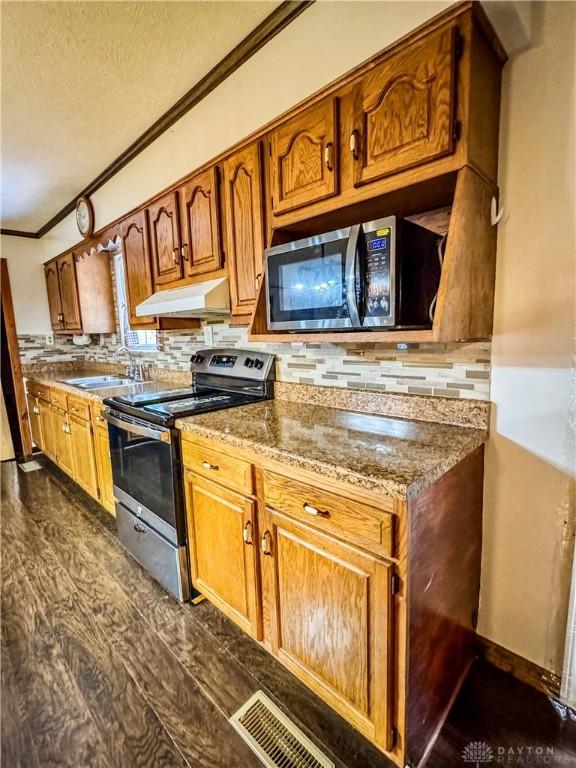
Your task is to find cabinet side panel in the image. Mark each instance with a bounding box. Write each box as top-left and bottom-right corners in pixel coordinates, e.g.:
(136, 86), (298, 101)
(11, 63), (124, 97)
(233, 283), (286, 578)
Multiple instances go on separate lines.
(406, 446), (484, 767)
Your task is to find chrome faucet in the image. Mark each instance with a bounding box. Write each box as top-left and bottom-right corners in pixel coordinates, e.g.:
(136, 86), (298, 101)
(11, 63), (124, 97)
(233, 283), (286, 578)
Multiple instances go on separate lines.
(117, 346), (146, 381)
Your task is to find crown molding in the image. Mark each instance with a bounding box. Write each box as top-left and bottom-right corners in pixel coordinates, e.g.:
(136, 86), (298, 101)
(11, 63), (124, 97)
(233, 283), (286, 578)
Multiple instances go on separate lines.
(1, 0), (314, 241)
(0, 228), (39, 238)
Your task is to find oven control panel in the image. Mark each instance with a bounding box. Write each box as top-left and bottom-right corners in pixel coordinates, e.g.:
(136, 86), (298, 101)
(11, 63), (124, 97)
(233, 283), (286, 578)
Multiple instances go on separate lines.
(190, 348), (275, 381)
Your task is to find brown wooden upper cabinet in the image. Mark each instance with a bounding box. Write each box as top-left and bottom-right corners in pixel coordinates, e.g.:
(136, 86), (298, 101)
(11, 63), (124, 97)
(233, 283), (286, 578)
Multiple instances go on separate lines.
(57, 253), (82, 331)
(222, 142), (265, 321)
(350, 26), (458, 187)
(178, 167), (223, 278)
(44, 259), (64, 330)
(44, 249), (114, 334)
(120, 210), (156, 327)
(269, 97), (339, 215)
(148, 190), (182, 286)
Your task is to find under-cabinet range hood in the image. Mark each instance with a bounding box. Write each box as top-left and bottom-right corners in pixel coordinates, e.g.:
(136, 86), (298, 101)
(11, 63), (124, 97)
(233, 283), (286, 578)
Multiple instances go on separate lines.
(135, 277), (230, 318)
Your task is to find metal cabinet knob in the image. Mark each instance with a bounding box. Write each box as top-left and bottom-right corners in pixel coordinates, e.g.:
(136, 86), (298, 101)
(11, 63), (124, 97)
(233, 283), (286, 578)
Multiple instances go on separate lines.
(202, 460), (218, 471)
(260, 531), (272, 556)
(243, 521), (253, 545)
(303, 502), (330, 518)
(324, 142), (334, 171)
(349, 130), (359, 159)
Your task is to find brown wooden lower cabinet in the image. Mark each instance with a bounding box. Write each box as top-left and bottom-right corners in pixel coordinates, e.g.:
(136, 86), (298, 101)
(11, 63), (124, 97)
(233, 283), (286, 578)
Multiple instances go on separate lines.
(92, 416), (115, 515)
(181, 432), (484, 768)
(26, 393), (43, 449)
(38, 398), (55, 460)
(267, 509), (394, 748)
(69, 413), (99, 500)
(184, 471), (261, 639)
(51, 406), (74, 476)
(26, 381), (114, 515)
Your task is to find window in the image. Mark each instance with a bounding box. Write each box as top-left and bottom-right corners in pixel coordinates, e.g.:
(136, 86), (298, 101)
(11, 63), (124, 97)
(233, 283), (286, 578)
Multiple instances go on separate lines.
(113, 252), (158, 350)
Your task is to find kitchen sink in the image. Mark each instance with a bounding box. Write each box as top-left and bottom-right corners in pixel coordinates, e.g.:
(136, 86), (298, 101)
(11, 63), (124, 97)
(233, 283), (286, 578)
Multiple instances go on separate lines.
(60, 375), (135, 390)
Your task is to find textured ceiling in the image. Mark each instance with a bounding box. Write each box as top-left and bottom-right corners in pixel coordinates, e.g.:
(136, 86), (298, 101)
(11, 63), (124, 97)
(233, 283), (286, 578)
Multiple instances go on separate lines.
(0, 0), (279, 231)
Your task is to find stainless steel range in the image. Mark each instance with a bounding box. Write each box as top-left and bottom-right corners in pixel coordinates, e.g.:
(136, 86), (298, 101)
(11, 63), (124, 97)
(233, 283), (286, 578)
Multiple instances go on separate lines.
(102, 348), (275, 602)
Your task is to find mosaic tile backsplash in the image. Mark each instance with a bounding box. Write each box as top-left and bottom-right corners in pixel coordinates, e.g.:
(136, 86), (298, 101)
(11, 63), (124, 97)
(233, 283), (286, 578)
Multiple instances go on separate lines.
(18, 324), (491, 401)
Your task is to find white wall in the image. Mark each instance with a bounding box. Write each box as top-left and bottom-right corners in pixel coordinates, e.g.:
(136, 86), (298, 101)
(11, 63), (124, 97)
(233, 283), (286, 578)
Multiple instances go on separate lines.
(478, 0), (576, 674)
(1, 235), (50, 334)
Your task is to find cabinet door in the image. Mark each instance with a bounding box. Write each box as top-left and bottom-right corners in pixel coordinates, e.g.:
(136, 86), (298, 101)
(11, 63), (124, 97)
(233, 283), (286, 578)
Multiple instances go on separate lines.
(148, 191), (182, 286)
(351, 26), (457, 186)
(26, 394), (43, 449)
(179, 167), (222, 277)
(93, 424), (115, 515)
(270, 97), (338, 215)
(266, 511), (394, 748)
(57, 253), (82, 330)
(38, 400), (55, 460)
(184, 472), (261, 638)
(222, 142), (265, 321)
(69, 414), (99, 499)
(44, 260), (64, 331)
(52, 407), (73, 476)
(120, 211), (156, 327)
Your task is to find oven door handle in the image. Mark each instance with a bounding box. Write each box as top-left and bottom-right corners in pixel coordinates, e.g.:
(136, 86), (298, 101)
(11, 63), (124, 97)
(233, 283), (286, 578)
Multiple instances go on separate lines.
(101, 410), (171, 443)
(345, 224), (362, 328)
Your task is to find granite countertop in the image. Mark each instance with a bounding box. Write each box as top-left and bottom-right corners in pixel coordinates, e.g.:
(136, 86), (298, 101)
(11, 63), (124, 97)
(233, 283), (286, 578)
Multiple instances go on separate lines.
(176, 399), (487, 501)
(25, 368), (186, 404)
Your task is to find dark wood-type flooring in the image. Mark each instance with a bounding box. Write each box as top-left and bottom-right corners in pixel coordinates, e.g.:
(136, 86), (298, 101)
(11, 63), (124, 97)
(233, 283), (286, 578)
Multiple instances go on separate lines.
(2, 459), (576, 768)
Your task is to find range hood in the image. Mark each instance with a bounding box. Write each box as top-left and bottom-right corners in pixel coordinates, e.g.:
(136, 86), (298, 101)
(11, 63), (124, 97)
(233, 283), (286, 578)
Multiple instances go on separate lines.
(135, 277), (230, 318)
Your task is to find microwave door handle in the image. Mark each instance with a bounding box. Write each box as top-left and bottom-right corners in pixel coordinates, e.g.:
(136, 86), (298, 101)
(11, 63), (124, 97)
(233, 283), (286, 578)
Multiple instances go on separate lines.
(345, 224), (362, 328)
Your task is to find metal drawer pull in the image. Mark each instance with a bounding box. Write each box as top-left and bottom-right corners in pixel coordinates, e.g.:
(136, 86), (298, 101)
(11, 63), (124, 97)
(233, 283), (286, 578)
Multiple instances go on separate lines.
(181, 244), (189, 261)
(172, 248), (179, 264)
(349, 130), (359, 159)
(303, 502), (330, 518)
(134, 522), (147, 534)
(324, 142), (334, 171)
(71, 407), (79, 412)
(202, 460), (219, 471)
(243, 521), (253, 545)
(261, 531), (272, 556)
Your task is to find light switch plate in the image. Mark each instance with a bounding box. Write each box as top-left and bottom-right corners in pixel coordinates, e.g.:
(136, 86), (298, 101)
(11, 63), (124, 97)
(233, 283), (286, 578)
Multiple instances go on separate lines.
(203, 324), (214, 346)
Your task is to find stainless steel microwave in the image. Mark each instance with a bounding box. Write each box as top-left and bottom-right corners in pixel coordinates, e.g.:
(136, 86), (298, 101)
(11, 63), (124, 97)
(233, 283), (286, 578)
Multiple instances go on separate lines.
(265, 216), (441, 332)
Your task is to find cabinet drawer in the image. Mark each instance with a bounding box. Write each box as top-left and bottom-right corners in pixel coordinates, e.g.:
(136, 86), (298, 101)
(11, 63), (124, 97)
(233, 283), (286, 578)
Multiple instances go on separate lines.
(264, 472), (394, 558)
(67, 395), (91, 421)
(28, 381), (50, 402)
(50, 388), (68, 411)
(181, 439), (253, 495)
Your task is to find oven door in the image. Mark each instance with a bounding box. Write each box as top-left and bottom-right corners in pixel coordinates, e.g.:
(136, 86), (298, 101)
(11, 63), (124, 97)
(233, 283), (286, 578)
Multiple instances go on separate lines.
(104, 410), (181, 541)
(266, 225), (362, 330)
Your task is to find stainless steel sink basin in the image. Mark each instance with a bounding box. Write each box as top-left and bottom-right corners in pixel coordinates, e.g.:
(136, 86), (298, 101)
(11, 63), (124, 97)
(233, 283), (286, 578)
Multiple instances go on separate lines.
(60, 375), (135, 390)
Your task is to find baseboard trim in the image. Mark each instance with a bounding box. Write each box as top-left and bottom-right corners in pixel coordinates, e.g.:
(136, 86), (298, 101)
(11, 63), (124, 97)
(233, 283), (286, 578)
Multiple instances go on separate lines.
(477, 635), (560, 696)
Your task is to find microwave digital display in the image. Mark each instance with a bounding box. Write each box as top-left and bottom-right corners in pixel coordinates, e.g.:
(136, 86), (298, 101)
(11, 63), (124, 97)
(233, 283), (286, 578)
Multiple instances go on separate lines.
(369, 237), (388, 251)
